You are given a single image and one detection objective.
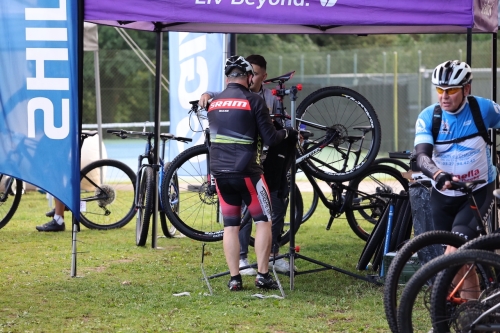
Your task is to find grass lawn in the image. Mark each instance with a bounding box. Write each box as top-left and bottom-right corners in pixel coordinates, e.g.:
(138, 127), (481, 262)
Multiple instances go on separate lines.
(0, 191), (392, 332)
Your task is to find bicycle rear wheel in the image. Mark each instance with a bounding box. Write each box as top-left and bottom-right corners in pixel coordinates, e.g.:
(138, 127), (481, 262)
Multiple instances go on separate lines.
(136, 166), (153, 246)
(0, 175), (22, 229)
(80, 159), (136, 230)
(161, 145), (223, 242)
(345, 165), (409, 241)
(296, 86), (381, 183)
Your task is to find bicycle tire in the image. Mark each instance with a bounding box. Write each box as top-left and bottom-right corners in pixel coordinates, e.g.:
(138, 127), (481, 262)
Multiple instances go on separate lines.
(136, 166), (154, 246)
(431, 233), (500, 333)
(160, 144), (224, 242)
(383, 230), (466, 333)
(159, 162), (177, 238)
(397, 249), (500, 333)
(345, 164), (409, 241)
(295, 86), (381, 182)
(245, 183), (304, 248)
(373, 157), (410, 172)
(159, 212), (176, 238)
(80, 159), (136, 230)
(0, 175), (22, 229)
(296, 167), (319, 223)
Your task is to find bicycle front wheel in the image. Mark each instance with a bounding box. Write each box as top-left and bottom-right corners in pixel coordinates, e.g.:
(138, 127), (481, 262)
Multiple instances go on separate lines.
(161, 145), (223, 242)
(430, 232), (500, 333)
(136, 166), (154, 246)
(397, 249), (500, 333)
(80, 159), (136, 230)
(296, 86), (381, 182)
(383, 230), (466, 333)
(345, 165), (409, 241)
(0, 175), (22, 229)
(159, 162), (177, 238)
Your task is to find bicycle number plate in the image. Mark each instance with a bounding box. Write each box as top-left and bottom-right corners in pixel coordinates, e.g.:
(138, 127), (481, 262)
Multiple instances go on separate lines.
(80, 201), (86, 212)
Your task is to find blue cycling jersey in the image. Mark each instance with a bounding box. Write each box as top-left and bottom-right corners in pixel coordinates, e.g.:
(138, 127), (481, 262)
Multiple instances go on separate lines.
(414, 96), (500, 196)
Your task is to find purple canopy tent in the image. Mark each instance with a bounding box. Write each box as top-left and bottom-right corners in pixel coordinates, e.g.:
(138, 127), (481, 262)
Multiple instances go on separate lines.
(85, 0), (497, 34)
(82, 0), (499, 284)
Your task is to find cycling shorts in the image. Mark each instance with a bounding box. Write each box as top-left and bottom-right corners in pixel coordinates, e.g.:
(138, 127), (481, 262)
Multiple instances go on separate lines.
(215, 175), (272, 227)
(429, 181), (494, 240)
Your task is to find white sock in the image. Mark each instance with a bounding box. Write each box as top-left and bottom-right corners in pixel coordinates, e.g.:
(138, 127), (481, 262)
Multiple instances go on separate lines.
(54, 214), (64, 225)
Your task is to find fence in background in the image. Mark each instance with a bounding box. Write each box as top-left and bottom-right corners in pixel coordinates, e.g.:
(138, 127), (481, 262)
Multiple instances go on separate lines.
(83, 31), (498, 156)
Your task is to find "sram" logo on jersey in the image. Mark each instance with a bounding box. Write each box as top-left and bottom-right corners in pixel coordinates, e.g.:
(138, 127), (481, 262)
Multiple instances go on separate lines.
(208, 99), (251, 111)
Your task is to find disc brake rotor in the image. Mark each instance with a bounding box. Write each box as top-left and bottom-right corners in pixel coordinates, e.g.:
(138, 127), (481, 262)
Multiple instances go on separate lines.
(199, 182), (218, 205)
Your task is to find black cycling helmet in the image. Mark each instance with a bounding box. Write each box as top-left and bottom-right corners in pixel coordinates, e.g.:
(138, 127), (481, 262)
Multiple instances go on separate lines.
(432, 60), (473, 86)
(224, 55), (254, 77)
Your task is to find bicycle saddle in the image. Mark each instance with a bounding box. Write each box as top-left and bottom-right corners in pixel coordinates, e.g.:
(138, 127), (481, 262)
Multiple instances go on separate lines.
(264, 71), (295, 84)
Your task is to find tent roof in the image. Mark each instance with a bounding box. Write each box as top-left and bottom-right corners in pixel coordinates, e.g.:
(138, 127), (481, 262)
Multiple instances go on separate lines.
(84, 0), (498, 34)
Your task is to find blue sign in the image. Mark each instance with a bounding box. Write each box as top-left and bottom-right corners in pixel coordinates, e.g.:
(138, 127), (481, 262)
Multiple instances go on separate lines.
(0, 0), (80, 215)
(168, 32), (224, 162)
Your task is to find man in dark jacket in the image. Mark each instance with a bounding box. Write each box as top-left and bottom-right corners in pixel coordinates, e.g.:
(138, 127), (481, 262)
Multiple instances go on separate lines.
(208, 55), (295, 291)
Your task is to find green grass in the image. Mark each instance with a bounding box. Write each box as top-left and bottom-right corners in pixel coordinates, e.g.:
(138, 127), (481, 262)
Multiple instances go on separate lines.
(0, 191), (392, 332)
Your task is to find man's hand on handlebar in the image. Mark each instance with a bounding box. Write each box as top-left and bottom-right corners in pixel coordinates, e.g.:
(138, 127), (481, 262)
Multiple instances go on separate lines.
(199, 93), (212, 109)
(434, 171), (459, 191)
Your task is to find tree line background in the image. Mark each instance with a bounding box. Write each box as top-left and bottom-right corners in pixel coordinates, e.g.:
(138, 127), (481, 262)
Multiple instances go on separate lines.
(82, 28), (497, 151)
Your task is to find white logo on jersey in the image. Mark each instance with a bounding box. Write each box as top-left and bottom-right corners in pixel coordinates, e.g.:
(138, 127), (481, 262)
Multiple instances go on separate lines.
(464, 120), (472, 126)
(415, 119), (427, 134)
(494, 103), (500, 114)
(440, 120), (450, 135)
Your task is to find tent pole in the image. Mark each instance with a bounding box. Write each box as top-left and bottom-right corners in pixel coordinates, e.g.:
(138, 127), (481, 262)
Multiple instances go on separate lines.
(72, 0), (85, 278)
(94, 50), (104, 160)
(151, 26), (163, 249)
(492, 31), (498, 232)
(466, 28), (472, 66)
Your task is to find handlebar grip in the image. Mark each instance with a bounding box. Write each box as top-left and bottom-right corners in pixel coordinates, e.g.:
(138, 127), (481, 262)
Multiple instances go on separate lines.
(176, 136), (193, 143)
(449, 179), (486, 191)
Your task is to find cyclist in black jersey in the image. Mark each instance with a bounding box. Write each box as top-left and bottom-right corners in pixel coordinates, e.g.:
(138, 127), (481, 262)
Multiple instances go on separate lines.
(208, 55), (296, 291)
(200, 55), (296, 276)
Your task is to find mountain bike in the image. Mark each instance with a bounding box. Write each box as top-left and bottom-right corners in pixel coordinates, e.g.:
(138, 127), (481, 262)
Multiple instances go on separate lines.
(382, 179), (494, 333)
(299, 156), (410, 225)
(107, 127), (192, 246)
(0, 131), (137, 230)
(159, 74), (391, 243)
(79, 130), (137, 230)
(397, 247), (500, 333)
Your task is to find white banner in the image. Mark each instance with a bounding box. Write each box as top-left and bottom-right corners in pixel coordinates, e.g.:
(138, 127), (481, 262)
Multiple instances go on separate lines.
(168, 32), (224, 160)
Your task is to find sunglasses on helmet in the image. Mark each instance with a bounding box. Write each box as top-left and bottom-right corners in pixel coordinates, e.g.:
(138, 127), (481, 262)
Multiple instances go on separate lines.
(435, 86), (463, 95)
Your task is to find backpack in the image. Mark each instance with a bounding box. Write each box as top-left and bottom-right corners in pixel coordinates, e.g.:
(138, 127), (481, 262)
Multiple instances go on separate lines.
(431, 96), (491, 146)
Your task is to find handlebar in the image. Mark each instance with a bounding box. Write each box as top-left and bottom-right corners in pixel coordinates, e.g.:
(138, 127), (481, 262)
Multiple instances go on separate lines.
(106, 129), (192, 143)
(449, 179), (486, 192)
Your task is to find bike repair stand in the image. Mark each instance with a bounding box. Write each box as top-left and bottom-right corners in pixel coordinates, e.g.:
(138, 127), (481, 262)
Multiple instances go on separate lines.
(285, 85), (382, 289)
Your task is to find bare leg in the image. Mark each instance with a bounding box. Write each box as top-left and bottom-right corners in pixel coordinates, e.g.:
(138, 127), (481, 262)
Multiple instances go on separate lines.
(254, 221), (272, 274)
(55, 199), (65, 218)
(223, 226), (240, 276)
(445, 245), (480, 299)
